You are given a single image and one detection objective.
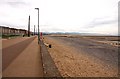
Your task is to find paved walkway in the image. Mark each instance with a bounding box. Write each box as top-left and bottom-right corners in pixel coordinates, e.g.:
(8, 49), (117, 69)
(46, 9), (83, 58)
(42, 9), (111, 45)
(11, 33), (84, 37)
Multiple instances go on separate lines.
(3, 37), (43, 77)
(2, 37), (35, 71)
(2, 37), (30, 49)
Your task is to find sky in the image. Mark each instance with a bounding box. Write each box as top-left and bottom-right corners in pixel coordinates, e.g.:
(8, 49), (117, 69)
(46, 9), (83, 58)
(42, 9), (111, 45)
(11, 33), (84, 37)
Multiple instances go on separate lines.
(0, 0), (119, 35)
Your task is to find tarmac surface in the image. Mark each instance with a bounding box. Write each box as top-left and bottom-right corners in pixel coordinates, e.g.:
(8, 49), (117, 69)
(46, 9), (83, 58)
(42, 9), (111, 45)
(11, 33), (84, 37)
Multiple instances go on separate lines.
(2, 36), (43, 77)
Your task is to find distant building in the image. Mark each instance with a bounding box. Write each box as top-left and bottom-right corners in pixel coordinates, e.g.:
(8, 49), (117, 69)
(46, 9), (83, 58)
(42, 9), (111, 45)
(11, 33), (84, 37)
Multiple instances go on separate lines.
(19, 29), (28, 35)
(0, 26), (32, 36)
(2, 26), (9, 34)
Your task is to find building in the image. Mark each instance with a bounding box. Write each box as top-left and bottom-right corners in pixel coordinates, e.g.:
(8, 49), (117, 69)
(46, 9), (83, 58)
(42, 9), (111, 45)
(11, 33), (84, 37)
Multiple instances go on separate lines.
(0, 26), (32, 36)
(1, 26), (10, 34)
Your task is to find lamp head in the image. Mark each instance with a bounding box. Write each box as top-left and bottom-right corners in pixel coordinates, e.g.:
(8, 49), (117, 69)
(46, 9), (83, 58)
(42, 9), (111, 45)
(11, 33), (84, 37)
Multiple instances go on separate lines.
(35, 8), (39, 10)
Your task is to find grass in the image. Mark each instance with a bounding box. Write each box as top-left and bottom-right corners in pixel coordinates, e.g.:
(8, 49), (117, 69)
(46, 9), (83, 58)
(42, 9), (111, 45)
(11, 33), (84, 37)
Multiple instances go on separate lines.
(2, 34), (21, 39)
(2, 34), (34, 39)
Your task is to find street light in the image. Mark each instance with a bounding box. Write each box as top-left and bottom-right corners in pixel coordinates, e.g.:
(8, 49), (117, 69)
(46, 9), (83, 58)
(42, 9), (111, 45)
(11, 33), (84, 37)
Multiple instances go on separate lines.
(35, 8), (40, 44)
(34, 25), (35, 35)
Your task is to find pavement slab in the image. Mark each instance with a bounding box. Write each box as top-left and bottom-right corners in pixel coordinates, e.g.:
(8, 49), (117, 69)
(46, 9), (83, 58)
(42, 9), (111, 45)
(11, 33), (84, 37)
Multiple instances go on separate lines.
(3, 37), (43, 77)
(2, 37), (36, 71)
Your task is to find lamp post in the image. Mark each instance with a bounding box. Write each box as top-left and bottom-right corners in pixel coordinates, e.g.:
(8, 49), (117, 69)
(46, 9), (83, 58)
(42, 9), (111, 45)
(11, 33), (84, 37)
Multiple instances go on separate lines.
(34, 25), (35, 35)
(35, 8), (40, 44)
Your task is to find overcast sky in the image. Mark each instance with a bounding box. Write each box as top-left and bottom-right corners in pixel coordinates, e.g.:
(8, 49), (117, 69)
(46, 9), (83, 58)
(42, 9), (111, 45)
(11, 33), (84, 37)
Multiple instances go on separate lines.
(0, 0), (119, 35)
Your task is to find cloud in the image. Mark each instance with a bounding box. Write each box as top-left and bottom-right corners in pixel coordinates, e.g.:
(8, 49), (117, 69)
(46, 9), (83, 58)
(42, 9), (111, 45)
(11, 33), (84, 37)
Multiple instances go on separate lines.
(41, 27), (65, 32)
(0, 0), (118, 35)
(87, 17), (117, 28)
(0, 0), (30, 7)
(7, 2), (27, 6)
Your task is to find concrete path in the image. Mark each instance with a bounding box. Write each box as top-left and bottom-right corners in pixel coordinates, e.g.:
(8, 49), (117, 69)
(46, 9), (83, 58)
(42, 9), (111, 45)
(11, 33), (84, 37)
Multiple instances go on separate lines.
(2, 37), (31, 49)
(2, 37), (35, 71)
(3, 37), (43, 77)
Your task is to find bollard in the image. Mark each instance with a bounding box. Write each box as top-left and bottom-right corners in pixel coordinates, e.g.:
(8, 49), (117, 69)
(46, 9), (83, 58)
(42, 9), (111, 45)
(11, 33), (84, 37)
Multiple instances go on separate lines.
(49, 44), (51, 48)
(44, 43), (52, 48)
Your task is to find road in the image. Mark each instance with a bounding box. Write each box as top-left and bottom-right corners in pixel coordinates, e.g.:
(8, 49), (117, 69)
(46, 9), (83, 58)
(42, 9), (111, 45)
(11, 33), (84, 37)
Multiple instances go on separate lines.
(2, 36), (43, 77)
(43, 35), (118, 77)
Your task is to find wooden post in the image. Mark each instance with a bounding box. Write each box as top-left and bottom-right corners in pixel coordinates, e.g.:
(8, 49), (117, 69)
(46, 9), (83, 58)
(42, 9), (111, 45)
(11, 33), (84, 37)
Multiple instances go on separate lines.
(28, 15), (30, 37)
(34, 25), (35, 35)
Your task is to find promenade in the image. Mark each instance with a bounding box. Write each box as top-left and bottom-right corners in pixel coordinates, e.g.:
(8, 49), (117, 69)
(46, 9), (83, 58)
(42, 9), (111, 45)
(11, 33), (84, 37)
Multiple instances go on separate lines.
(2, 36), (43, 77)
